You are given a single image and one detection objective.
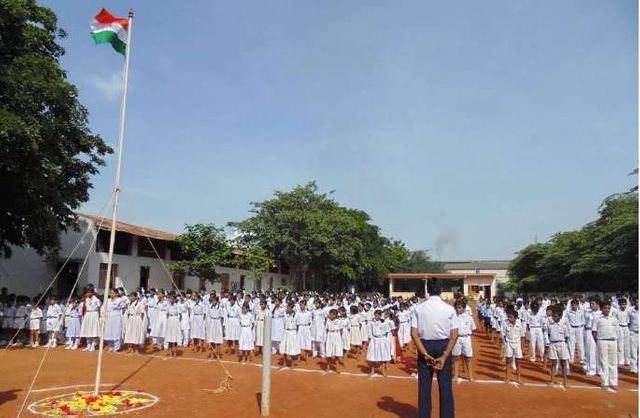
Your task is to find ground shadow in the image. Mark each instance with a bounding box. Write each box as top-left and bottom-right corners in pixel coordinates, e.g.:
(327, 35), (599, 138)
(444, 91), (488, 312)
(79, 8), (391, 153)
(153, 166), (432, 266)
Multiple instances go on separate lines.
(111, 357), (154, 390)
(377, 396), (417, 418)
(255, 392), (261, 412)
(0, 389), (20, 406)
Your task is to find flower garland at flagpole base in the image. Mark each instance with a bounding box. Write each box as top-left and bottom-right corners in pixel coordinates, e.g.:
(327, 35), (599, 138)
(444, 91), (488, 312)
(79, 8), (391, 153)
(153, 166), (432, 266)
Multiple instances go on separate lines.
(27, 390), (158, 416)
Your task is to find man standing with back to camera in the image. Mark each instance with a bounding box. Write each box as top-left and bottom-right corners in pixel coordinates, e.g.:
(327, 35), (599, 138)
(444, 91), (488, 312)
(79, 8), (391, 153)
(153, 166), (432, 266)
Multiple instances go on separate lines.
(411, 280), (458, 418)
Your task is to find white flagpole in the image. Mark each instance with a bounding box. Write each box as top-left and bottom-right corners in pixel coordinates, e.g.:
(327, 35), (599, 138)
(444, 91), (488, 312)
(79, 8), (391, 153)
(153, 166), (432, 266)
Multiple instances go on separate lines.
(94, 9), (134, 396)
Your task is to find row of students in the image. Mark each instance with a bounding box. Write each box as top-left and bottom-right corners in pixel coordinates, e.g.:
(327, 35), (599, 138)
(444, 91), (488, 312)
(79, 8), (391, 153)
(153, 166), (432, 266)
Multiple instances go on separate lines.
(479, 294), (638, 391)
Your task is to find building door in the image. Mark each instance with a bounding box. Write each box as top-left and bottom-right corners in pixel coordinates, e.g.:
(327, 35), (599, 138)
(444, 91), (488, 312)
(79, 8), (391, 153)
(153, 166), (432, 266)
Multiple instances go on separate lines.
(240, 275), (245, 291)
(99, 263), (118, 290)
(220, 274), (230, 291)
(484, 285), (492, 301)
(139, 266), (150, 290)
(57, 261), (80, 297)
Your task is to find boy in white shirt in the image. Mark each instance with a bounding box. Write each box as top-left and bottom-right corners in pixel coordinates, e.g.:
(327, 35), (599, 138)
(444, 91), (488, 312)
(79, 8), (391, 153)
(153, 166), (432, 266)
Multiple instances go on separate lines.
(547, 306), (570, 387)
(593, 300), (619, 391)
(452, 301), (476, 382)
(502, 307), (525, 385)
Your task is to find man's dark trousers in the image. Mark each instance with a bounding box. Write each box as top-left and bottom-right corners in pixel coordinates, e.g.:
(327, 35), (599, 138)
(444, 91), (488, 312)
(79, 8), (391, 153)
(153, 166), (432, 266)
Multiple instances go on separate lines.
(417, 338), (454, 418)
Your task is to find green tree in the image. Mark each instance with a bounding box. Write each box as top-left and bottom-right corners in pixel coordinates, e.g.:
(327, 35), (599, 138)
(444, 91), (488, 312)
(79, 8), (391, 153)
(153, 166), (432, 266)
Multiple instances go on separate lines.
(170, 224), (233, 283)
(231, 182), (402, 291)
(508, 192), (638, 292)
(0, 0), (112, 257)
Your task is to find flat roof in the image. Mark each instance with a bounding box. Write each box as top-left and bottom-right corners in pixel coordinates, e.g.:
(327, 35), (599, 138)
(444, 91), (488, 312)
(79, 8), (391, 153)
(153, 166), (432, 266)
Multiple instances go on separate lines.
(387, 272), (496, 280)
(77, 213), (177, 242)
(443, 260), (510, 270)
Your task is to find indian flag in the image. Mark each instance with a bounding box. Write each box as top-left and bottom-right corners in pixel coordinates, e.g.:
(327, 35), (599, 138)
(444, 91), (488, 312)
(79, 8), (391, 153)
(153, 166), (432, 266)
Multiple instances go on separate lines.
(90, 8), (129, 56)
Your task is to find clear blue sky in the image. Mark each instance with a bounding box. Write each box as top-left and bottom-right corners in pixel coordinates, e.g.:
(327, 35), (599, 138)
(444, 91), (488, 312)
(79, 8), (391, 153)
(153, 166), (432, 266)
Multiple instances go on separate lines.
(42, 0), (637, 261)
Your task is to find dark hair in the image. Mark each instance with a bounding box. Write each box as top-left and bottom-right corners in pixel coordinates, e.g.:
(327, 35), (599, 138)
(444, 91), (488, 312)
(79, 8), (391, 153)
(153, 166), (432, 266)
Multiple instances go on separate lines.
(350, 305), (359, 315)
(619, 298), (628, 304)
(426, 280), (442, 296)
(454, 301), (465, 309)
(505, 308), (518, 318)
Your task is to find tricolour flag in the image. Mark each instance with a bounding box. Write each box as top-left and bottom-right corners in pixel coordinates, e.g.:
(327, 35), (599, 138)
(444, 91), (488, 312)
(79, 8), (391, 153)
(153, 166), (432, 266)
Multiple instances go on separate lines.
(90, 8), (129, 56)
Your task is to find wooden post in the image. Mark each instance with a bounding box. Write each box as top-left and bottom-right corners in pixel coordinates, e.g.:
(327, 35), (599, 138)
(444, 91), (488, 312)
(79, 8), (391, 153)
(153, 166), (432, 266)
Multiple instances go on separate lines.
(261, 314), (272, 416)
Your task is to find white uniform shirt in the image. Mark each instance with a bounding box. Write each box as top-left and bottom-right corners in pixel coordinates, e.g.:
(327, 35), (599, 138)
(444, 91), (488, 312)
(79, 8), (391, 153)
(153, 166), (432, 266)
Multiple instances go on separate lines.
(629, 307), (639, 333)
(566, 309), (584, 327)
(593, 314), (619, 340)
(614, 308), (629, 327)
(455, 312), (476, 336)
(547, 320), (569, 343)
(410, 296), (457, 340)
(502, 319), (525, 343)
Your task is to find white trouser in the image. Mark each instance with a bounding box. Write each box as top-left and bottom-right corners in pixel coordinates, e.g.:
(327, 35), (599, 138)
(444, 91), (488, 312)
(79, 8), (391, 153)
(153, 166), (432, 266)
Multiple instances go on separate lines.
(629, 331), (638, 373)
(617, 326), (630, 365)
(585, 331), (598, 374)
(181, 329), (189, 347)
(568, 326), (584, 363)
(529, 328), (544, 361)
(598, 340), (618, 387)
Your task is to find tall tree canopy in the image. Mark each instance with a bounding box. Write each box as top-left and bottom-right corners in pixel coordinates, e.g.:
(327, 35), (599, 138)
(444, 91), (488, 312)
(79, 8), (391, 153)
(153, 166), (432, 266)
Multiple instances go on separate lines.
(508, 192), (638, 292)
(398, 250), (444, 273)
(231, 182), (410, 291)
(0, 0), (111, 257)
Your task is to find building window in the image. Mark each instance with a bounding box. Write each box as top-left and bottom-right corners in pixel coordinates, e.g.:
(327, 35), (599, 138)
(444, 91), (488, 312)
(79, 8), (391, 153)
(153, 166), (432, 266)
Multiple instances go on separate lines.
(255, 278), (262, 291)
(138, 237), (167, 259)
(393, 279), (423, 293)
(198, 278), (206, 291)
(96, 230), (132, 255)
(240, 275), (245, 290)
(268, 277), (273, 289)
(99, 263), (118, 289)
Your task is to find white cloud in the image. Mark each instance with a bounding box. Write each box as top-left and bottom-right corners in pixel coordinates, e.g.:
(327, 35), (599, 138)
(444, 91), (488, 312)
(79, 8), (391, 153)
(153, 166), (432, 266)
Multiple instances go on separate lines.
(90, 73), (122, 101)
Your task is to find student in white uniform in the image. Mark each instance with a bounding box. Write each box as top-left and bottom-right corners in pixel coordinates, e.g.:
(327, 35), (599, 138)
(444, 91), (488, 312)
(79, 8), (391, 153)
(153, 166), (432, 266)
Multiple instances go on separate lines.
(224, 296), (241, 355)
(254, 300), (269, 357)
(527, 302), (545, 363)
(280, 304), (300, 368)
(547, 305), (570, 387)
(178, 295), (191, 347)
(189, 294), (206, 353)
(64, 298), (82, 350)
(348, 305), (362, 358)
(397, 303), (412, 351)
(124, 293), (146, 354)
(13, 297), (29, 346)
(44, 296), (63, 348)
(565, 299), (584, 365)
(614, 298), (630, 366)
(150, 291), (169, 351)
(271, 299), (286, 355)
(324, 308), (343, 373)
(238, 304), (255, 364)
(593, 300), (619, 391)
(339, 307), (351, 362)
(29, 299), (43, 348)
(311, 299), (326, 358)
(104, 289), (125, 352)
(584, 298), (602, 376)
(296, 300), (313, 362)
(629, 298), (638, 374)
(502, 307), (524, 385)
(80, 289), (101, 351)
(367, 309), (392, 377)
(452, 301), (475, 382)
(165, 294), (182, 358)
(206, 295), (224, 360)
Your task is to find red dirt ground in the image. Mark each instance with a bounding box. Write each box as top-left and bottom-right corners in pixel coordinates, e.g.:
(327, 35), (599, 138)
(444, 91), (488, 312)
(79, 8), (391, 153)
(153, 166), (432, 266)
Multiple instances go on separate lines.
(0, 328), (637, 417)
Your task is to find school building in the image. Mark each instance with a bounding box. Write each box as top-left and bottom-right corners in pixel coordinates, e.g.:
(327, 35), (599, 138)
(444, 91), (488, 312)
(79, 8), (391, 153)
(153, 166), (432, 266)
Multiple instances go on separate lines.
(386, 270), (499, 301)
(0, 213), (290, 297)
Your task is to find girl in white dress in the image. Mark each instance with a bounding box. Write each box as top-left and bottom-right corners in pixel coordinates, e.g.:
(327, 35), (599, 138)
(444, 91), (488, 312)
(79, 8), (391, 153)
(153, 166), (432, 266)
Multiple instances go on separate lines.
(150, 291), (169, 351)
(280, 304), (300, 368)
(224, 296), (241, 355)
(206, 296), (224, 360)
(178, 295), (191, 347)
(367, 309), (391, 376)
(104, 290), (124, 352)
(64, 298), (82, 350)
(325, 309), (343, 373)
(361, 303), (373, 352)
(296, 300), (313, 362)
(254, 300), (268, 357)
(397, 303), (412, 351)
(311, 300), (326, 358)
(311, 298), (327, 357)
(339, 307), (350, 362)
(189, 294), (206, 353)
(124, 293), (146, 354)
(349, 305), (362, 358)
(238, 304), (255, 363)
(165, 295), (182, 358)
(271, 299), (286, 355)
(29, 299), (43, 348)
(80, 289), (101, 351)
